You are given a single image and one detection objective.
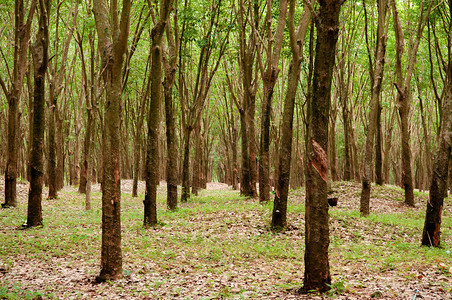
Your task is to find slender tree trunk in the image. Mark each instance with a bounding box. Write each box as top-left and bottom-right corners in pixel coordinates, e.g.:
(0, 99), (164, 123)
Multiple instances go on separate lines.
(164, 73), (178, 210)
(272, 60), (302, 229)
(47, 93), (58, 199)
(27, 0), (50, 228)
(329, 109), (338, 182)
(383, 107), (396, 183)
(272, 5), (309, 229)
(239, 110), (252, 196)
(248, 99), (258, 198)
(448, 157), (452, 196)
(342, 105), (352, 181)
(132, 58), (151, 198)
(47, 0), (76, 195)
(56, 111), (64, 189)
(236, 0), (258, 198)
(2, 0), (37, 208)
(93, 0), (131, 282)
(191, 125), (202, 196)
(418, 83), (432, 187)
(132, 140), (141, 197)
(392, 0), (433, 207)
(360, 0), (388, 216)
(421, 93), (451, 246)
(302, 0), (343, 293)
(231, 127), (239, 190)
(259, 0), (289, 203)
(399, 92), (415, 206)
(181, 128), (191, 202)
(259, 88), (272, 202)
(421, 2), (452, 247)
(144, 0), (172, 227)
(375, 102), (383, 185)
(85, 109), (93, 210)
(4, 94), (18, 207)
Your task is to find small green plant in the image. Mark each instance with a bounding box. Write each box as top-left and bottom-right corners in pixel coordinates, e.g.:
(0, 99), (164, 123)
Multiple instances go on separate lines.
(327, 280), (347, 296)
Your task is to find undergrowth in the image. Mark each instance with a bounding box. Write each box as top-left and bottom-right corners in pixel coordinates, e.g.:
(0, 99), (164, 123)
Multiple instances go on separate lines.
(0, 181), (451, 299)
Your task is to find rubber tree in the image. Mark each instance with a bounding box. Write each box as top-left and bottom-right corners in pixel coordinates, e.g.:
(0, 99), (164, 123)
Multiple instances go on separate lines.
(92, 0), (131, 282)
(47, 0), (78, 198)
(360, 0), (389, 216)
(144, 0), (174, 228)
(271, 4), (310, 229)
(421, 0), (452, 247)
(302, 0), (344, 293)
(0, 0), (37, 208)
(257, 0), (288, 203)
(162, 8), (179, 211)
(27, 0), (51, 228)
(391, 0), (433, 207)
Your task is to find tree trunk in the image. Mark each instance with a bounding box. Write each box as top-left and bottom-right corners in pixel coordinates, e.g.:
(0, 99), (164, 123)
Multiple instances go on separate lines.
(164, 71), (178, 210)
(303, 0), (343, 293)
(2, 0), (37, 208)
(272, 60), (301, 229)
(93, 0), (131, 282)
(392, 0), (433, 207)
(399, 91), (415, 206)
(259, 87), (272, 203)
(421, 91), (451, 246)
(4, 94), (19, 207)
(272, 4), (309, 229)
(144, 0), (172, 227)
(259, 0), (289, 204)
(191, 125), (202, 196)
(375, 102), (383, 185)
(55, 111), (64, 189)
(342, 105), (352, 181)
(181, 128), (192, 202)
(47, 0), (76, 194)
(47, 93), (58, 199)
(132, 139), (141, 197)
(239, 110), (253, 196)
(360, 0), (388, 216)
(248, 97), (258, 198)
(27, 0), (50, 228)
(421, 2), (451, 247)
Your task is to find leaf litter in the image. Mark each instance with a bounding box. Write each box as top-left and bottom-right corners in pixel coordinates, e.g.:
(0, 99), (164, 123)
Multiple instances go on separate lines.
(0, 179), (451, 299)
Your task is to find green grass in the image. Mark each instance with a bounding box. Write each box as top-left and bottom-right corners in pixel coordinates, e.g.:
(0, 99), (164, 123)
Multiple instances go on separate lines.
(0, 182), (451, 298)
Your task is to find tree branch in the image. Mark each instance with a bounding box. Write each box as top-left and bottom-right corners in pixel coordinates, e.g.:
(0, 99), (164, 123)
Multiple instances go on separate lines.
(302, 0), (320, 26)
(0, 75), (8, 97)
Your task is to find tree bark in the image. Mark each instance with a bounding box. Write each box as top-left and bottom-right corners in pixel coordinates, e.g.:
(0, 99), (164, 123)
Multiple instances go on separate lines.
(27, 0), (50, 228)
(237, 0), (258, 198)
(144, 0), (172, 227)
(329, 104), (339, 182)
(93, 0), (131, 282)
(181, 127), (192, 202)
(375, 102), (383, 185)
(391, 0), (433, 207)
(259, 0), (288, 203)
(272, 5), (310, 229)
(164, 71), (178, 210)
(163, 15), (179, 210)
(47, 94), (57, 199)
(2, 0), (37, 208)
(421, 1), (452, 247)
(47, 0), (76, 198)
(360, 0), (388, 216)
(239, 110), (252, 196)
(302, 0), (343, 293)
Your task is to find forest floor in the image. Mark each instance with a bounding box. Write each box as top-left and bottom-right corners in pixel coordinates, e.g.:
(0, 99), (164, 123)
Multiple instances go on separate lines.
(0, 179), (451, 299)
